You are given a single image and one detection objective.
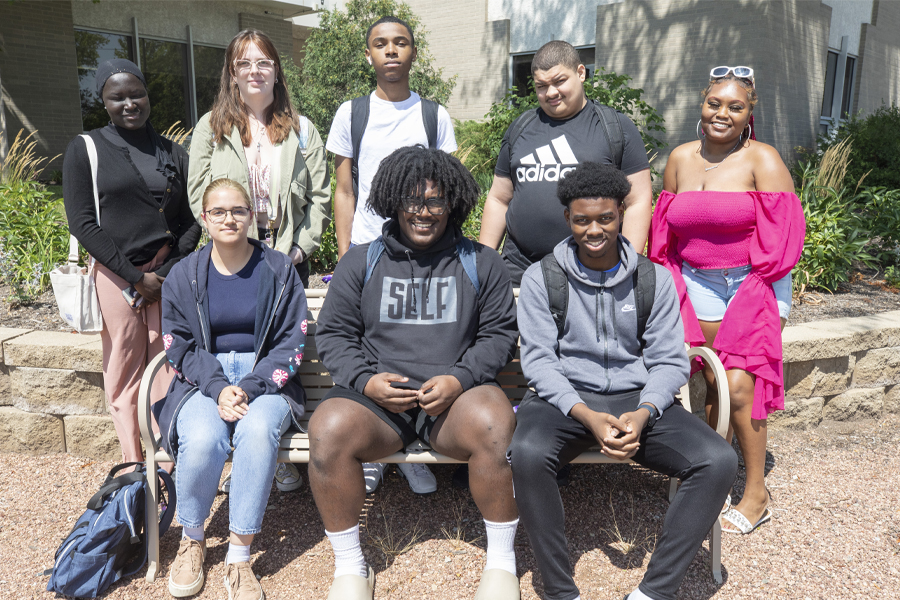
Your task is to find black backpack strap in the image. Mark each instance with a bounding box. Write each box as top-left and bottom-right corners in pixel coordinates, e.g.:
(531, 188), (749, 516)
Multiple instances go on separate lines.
(591, 101), (625, 170)
(420, 98), (439, 149)
(540, 254), (568, 341)
(506, 108), (540, 156)
(350, 95), (371, 199)
(633, 255), (656, 349)
(86, 463), (146, 510)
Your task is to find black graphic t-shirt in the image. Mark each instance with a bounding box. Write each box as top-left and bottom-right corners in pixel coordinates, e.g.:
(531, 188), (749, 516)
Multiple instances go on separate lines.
(495, 103), (649, 260)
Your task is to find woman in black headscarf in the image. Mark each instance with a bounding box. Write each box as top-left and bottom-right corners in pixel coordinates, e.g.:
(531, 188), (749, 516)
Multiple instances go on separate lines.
(63, 59), (201, 463)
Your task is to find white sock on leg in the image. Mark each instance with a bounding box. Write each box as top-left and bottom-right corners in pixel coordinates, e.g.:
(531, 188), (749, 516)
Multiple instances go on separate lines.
(182, 526), (204, 542)
(483, 518), (518, 575)
(326, 525), (368, 579)
(627, 587), (657, 600)
(225, 542), (251, 566)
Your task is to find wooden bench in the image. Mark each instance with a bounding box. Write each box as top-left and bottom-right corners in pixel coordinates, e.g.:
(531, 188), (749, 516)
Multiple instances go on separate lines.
(138, 287), (731, 584)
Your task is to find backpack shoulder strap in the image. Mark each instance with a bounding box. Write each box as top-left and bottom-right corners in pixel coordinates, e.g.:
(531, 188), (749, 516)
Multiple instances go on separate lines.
(363, 237), (386, 285)
(591, 101), (625, 170)
(633, 255), (656, 349)
(455, 237), (480, 296)
(539, 254), (568, 341)
(350, 95), (371, 199)
(506, 108), (540, 155)
(420, 98), (439, 149)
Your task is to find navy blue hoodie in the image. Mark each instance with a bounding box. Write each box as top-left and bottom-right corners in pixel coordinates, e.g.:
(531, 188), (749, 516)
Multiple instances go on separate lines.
(153, 239), (308, 459)
(316, 221), (517, 393)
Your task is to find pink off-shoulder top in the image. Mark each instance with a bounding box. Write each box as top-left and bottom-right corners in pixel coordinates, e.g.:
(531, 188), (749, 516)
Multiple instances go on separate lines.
(649, 190), (806, 419)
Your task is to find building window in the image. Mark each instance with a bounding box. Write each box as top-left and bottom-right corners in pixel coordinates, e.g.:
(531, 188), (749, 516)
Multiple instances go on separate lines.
(139, 39), (191, 133)
(193, 45), (227, 119)
(821, 50), (856, 121)
(75, 30), (134, 131)
(511, 46), (595, 98)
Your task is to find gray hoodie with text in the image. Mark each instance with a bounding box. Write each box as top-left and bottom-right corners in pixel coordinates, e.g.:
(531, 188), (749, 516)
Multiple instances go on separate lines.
(518, 235), (690, 416)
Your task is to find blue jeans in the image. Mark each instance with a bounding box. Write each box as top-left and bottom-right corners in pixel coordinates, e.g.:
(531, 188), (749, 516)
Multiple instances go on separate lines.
(175, 351), (290, 535)
(682, 262), (792, 321)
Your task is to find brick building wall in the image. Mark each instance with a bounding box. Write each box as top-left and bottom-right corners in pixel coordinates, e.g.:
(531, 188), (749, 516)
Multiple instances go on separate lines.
(0, 0), (83, 172)
(405, 0), (509, 122)
(239, 12), (295, 59)
(594, 0), (832, 170)
(855, 0), (900, 114)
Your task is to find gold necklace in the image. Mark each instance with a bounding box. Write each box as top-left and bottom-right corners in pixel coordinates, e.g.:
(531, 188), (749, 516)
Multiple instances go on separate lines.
(702, 138), (743, 171)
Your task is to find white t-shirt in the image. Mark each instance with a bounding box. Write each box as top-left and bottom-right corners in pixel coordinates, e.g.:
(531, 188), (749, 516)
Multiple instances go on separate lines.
(326, 91), (457, 245)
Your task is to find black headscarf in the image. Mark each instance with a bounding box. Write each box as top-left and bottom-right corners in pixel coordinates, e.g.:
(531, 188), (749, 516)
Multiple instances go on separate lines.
(95, 59), (176, 180)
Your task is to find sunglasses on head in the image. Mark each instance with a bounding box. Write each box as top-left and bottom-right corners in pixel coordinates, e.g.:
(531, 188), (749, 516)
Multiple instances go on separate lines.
(710, 66), (755, 86)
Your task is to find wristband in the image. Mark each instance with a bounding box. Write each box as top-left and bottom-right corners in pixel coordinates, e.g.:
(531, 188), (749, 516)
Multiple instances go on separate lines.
(638, 402), (660, 421)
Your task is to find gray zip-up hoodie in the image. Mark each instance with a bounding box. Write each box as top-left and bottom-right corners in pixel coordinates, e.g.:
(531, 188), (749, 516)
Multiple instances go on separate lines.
(518, 235), (690, 416)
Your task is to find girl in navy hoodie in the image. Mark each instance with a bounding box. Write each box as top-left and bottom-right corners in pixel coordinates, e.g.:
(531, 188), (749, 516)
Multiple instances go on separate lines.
(155, 178), (307, 600)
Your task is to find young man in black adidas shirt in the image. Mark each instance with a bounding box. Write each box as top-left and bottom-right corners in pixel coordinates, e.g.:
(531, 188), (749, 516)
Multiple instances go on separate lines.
(479, 40), (653, 286)
(511, 163), (736, 600)
(311, 147), (520, 600)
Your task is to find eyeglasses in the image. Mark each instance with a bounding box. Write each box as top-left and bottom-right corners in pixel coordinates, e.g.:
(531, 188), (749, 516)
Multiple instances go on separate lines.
(234, 58), (276, 73)
(204, 207), (252, 223)
(400, 196), (449, 216)
(710, 66), (755, 87)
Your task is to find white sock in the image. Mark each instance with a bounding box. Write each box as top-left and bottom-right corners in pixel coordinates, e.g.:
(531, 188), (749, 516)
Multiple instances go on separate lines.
(225, 542), (251, 566)
(182, 526), (204, 542)
(483, 518), (518, 575)
(627, 587), (657, 600)
(326, 525), (368, 578)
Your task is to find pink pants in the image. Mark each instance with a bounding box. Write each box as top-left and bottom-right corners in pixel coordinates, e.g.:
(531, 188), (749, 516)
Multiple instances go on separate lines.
(94, 246), (174, 463)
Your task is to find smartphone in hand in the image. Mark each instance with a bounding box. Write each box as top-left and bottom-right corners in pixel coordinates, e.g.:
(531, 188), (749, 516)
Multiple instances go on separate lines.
(122, 286), (144, 308)
(389, 379), (421, 391)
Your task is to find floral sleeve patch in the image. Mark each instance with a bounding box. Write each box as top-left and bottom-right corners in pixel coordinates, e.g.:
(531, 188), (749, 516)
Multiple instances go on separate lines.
(163, 334), (174, 350)
(294, 352), (304, 366)
(272, 369), (289, 388)
(300, 319), (308, 335)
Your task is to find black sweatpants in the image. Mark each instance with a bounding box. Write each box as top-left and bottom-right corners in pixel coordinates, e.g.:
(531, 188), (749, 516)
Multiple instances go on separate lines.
(508, 389), (737, 600)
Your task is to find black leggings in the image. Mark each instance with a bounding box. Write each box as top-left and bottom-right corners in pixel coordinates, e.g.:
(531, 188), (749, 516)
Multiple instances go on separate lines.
(508, 390), (737, 600)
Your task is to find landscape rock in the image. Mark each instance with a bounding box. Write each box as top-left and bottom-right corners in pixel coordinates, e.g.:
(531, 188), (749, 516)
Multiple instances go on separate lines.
(3, 331), (103, 371)
(823, 387), (884, 421)
(784, 356), (853, 398)
(852, 347), (900, 386)
(0, 406), (65, 454)
(884, 385), (900, 415)
(768, 397), (824, 429)
(0, 364), (10, 406)
(9, 366), (105, 415)
(64, 415), (120, 460)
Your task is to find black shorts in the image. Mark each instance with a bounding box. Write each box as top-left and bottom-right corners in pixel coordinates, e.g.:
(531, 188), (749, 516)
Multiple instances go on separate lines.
(322, 381), (502, 448)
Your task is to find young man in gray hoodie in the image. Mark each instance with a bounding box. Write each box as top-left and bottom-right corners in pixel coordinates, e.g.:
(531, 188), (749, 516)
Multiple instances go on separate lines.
(510, 162), (737, 600)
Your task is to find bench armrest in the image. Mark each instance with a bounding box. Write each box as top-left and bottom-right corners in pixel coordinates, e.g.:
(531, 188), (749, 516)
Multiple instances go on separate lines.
(685, 345), (730, 439)
(138, 351), (170, 458)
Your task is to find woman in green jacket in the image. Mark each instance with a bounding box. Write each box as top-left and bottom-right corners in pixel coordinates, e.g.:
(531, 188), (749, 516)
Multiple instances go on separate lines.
(188, 28), (330, 289)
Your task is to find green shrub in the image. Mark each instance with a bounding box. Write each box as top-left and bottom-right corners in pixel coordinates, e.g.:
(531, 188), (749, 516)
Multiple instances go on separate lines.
(284, 0), (455, 140)
(0, 180), (70, 305)
(820, 104), (900, 190)
(857, 187), (900, 266)
(456, 69), (667, 180)
(884, 266), (900, 289)
(793, 161), (875, 293)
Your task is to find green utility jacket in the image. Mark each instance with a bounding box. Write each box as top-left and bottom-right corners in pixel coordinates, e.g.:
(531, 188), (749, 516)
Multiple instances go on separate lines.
(187, 112), (331, 258)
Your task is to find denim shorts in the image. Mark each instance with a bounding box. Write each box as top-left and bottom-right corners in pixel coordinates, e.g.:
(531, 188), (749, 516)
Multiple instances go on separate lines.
(682, 262), (792, 321)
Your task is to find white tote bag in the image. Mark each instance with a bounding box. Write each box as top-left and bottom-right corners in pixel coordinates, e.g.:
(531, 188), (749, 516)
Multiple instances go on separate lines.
(50, 135), (103, 333)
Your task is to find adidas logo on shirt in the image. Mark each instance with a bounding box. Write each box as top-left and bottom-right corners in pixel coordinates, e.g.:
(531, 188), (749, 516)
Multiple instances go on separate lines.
(516, 135), (579, 183)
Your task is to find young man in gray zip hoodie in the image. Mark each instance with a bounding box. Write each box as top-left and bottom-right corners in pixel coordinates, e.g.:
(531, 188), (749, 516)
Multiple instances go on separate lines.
(510, 162), (737, 600)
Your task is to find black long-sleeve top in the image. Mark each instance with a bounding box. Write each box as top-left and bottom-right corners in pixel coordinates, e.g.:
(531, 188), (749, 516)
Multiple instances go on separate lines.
(62, 125), (201, 285)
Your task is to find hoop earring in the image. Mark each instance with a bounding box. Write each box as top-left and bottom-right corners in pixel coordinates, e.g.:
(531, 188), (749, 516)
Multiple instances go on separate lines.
(275, 77), (278, 83)
(696, 119), (705, 139)
(743, 122), (752, 141)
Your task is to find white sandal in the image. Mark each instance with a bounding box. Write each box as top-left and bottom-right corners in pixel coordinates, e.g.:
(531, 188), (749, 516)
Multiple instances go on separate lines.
(721, 506), (772, 534)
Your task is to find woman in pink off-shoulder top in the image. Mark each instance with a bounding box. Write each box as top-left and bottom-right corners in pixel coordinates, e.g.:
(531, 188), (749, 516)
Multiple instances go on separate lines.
(649, 67), (805, 535)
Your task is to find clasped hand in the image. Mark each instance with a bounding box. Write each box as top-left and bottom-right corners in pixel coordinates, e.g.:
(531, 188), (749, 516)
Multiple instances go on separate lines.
(570, 405), (650, 460)
(217, 385), (249, 422)
(363, 373), (463, 416)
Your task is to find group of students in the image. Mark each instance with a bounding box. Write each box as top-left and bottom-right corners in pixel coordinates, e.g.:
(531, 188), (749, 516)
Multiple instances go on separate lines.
(62, 12), (805, 600)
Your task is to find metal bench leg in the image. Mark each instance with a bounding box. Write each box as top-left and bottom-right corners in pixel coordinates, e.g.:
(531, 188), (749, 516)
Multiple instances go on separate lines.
(711, 518), (723, 583)
(145, 450), (160, 582)
(668, 476), (679, 502)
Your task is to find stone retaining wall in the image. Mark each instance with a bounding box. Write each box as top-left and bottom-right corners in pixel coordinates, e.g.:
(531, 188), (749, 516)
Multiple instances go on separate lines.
(1, 311), (899, 459)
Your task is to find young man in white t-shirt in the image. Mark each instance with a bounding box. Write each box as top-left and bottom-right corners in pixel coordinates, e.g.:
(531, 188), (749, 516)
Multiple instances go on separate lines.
(325, 15), (456, 498)
(327, 15), (457, 258)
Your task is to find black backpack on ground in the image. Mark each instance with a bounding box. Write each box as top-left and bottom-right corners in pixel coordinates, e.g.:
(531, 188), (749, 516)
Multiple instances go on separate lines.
(540, 253), (656, 349)
(506, 99), (626, 169)
(349, 94), (440, 198)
